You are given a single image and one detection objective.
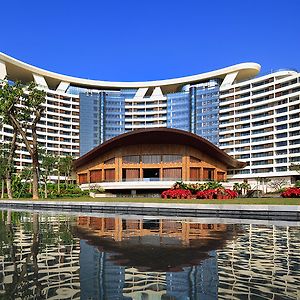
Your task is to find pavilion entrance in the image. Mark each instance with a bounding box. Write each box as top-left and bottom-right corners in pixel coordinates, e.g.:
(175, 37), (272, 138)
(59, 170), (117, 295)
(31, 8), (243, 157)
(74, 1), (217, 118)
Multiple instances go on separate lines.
(143, 168), (160, 181)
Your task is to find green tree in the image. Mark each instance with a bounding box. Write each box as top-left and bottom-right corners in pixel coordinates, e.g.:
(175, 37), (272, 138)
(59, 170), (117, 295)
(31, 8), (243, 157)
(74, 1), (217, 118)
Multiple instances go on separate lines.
(233, 182), (251, 196)
(40, 152), (56, 198)
(233, 182), (241, 196)
(0, 87), (18, 199)
(60, 155), (74, 187)
(0, 81), (46, 200)
(240, 182), (251, 195)
(55, 155), (74, 193)
(0, 142), (16, 199)
(267, 178), (288, 192)
(20, 166), (33, 193)
(0, 150), (6, 199)
(55, 156), (62, 194)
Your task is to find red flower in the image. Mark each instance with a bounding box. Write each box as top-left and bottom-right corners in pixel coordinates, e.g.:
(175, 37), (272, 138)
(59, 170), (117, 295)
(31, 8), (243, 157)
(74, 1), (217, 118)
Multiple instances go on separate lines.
(162, 187), (238, 200)
(161, 189), (192, 199)
(196, 188), (238, 199)
(281, 187), (300, 198)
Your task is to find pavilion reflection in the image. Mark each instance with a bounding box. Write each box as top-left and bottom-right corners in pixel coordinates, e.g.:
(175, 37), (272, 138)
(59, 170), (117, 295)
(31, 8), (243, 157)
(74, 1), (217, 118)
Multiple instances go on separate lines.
(74, 216), (240, 299)
(73, 216), (239, 272)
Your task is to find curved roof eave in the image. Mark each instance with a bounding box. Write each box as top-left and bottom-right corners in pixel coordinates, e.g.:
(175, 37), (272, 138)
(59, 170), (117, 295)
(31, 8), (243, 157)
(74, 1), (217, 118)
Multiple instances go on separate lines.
(74, 128), (246, 170)
(0, 52), (260, 89)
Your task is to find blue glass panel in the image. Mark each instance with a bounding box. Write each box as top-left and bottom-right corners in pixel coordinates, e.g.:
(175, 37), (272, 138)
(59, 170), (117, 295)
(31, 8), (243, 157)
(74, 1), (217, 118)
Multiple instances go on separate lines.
(166, 81), (220, 145)
(79, 92), (105, 155)
(79, 89), (136, 155)
(167, 91), (190, 132)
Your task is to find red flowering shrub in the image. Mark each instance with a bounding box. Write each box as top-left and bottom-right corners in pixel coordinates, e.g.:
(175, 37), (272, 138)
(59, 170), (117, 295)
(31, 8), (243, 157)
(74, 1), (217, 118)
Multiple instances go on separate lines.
(161, 189), (192, 199)
(225, 189), (238, 198)
(281, 187), (300, 198)
(196, 189), (217, 199)
(196, 188), (238, 199)
(162, 185), (238, 200)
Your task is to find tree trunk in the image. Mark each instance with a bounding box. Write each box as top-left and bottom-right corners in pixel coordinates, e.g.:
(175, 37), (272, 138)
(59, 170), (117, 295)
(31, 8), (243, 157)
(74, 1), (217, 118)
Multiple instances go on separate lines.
(65, 172), (68, 187)
(1, 179), (4, 199)
(6, 176), (13, 200)
(8, 108), (43, 201)
(6, 131), (17, 200)
(57, 170), (60, 194)
(32, 152), (40, 200)
(44, 179), (48, 199)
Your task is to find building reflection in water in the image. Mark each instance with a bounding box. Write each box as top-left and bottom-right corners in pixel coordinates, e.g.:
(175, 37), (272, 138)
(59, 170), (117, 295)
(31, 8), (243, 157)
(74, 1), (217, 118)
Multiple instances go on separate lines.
(0, 211), (80, 299)
(217, 224), (300, 300)
(75, 216), (237, 299)
(0, 212), (299, 299)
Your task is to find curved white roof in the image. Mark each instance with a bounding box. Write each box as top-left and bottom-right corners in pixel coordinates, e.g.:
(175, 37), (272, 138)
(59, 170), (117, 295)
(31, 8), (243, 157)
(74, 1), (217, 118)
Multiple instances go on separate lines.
(0, 52), (261, 92)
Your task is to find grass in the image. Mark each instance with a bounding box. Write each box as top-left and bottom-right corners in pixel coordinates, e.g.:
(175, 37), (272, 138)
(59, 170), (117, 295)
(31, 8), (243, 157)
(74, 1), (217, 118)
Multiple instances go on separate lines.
(1, 196), (300, 205)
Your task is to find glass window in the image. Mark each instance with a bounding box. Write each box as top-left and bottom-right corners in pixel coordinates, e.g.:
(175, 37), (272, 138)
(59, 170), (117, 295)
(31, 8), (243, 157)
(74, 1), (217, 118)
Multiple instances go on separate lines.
(123, 155), (140, 164)
(276, 158), (287, 163)
(276, 124), (287, 130)
(276, 166), (287, 172)
(142, 155), (161, 164)
(276, 133), (287, 138)
(104, 157), (115, 165)
(276, 141), (287, 147)
(276, 116), (287, 122)
(162, 155), (182, 163)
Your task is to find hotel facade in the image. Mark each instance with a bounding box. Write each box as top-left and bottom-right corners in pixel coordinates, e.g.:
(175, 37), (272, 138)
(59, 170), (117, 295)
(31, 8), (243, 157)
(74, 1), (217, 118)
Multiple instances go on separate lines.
(1, 52), (300, 186)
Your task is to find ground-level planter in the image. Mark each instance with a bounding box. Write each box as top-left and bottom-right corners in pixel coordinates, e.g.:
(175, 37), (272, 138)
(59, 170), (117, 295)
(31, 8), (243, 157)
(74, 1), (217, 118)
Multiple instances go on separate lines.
(89, 192), (116, 198)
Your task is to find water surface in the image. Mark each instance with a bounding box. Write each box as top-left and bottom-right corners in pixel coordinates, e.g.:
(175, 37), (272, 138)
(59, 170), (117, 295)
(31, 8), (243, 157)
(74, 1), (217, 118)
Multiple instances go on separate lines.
(0, 211), (299, 299)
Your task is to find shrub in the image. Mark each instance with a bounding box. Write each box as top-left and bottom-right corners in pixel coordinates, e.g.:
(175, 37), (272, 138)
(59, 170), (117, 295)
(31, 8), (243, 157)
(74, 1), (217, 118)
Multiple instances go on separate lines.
(89, 187), (105, 193)
(206, 181), (224, 190)
(196, 189), (217, 199)
(225, 189), (238, 199)
(295, 180), (300, 188)
(161, 187), (238, 200)
(45, 183), (88, 198)
(196, 188), (238, 199)
(171, 181), (224, 194)
(161, 189), (192, 199)
(281, 187), (300, 198)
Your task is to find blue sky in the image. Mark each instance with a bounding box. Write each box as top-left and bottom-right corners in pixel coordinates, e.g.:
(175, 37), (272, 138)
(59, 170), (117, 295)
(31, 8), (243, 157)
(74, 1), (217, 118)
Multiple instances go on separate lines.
(1, 0), (300, 81)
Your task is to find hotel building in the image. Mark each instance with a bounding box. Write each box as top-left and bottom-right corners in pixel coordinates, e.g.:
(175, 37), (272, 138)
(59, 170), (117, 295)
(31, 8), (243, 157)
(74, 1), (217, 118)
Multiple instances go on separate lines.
(1, 52), (300, 185)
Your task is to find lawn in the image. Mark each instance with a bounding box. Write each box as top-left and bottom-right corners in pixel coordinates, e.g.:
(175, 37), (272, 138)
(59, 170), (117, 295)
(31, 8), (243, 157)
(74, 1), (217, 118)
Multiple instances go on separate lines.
(3, 197), (300, 205)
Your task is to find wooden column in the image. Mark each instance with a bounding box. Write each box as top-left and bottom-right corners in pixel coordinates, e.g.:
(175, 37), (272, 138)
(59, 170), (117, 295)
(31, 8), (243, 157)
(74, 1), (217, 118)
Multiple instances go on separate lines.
(159, 219), (163, 235)
(87, 170), (91, 183)
(213, 168), (217, 181)
(101, 218), (105, 234)
(102, 164), (105, 182)
(199, 167), (203, 181)
(186, 155), (191, 181)
(139, 162), (143, 180)
(182, 222), (190, 246)
(114, 217), (122, 241)
(182, 155), (188, 181)
(115, 156), (122, 182)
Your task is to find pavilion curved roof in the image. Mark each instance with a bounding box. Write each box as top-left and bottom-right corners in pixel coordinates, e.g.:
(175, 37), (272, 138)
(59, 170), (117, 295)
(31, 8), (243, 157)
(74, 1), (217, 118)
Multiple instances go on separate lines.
(74, 128), (246, 169)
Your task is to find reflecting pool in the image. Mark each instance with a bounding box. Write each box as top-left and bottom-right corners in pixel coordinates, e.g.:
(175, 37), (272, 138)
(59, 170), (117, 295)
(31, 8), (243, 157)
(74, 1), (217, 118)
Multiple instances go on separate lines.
(0, 211), (299, 299)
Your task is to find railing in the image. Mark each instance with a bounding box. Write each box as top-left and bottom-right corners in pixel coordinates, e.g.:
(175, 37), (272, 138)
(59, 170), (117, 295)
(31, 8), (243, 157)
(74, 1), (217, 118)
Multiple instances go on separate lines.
(121, 177), (182, 182)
